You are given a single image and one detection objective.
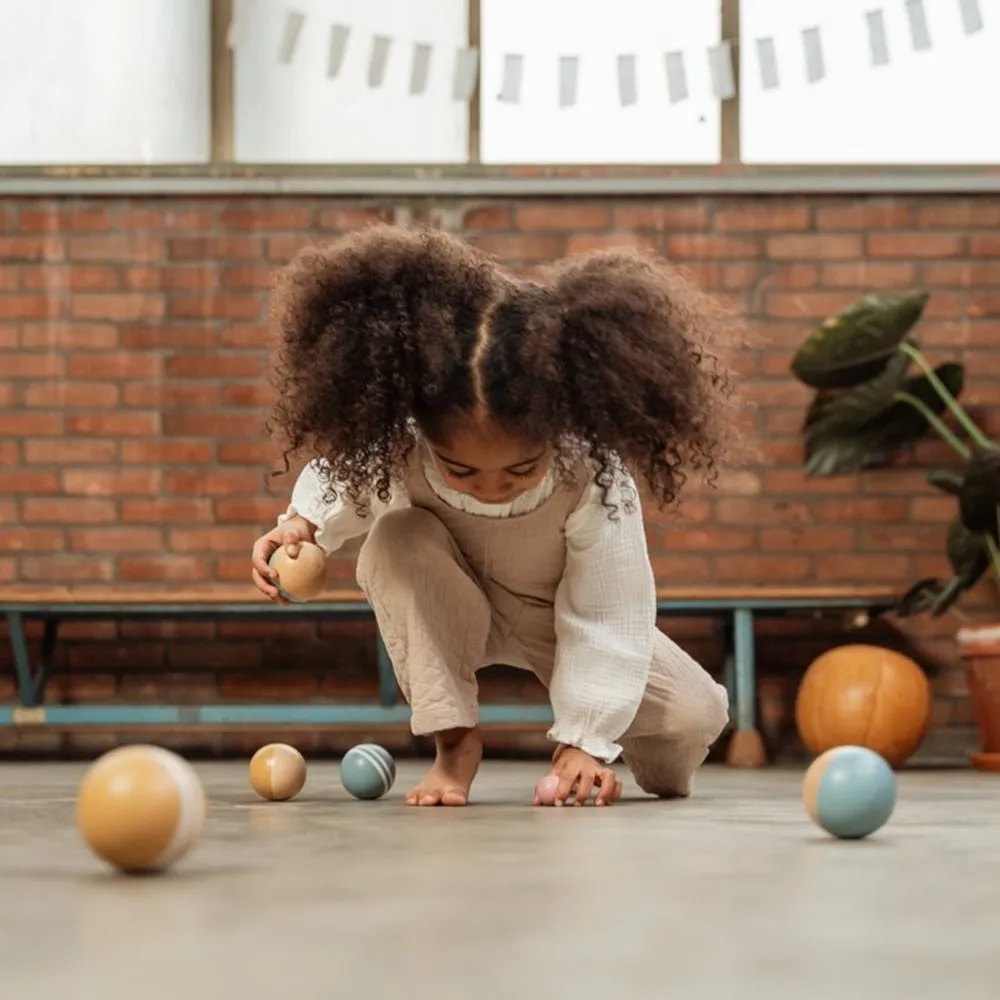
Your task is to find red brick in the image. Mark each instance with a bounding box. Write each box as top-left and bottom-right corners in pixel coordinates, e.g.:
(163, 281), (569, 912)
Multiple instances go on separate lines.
(23, 381), (119, 407)
(219, 441), (280, 465)
(69, 235), (164, 262)
(20, 556), (114, 582)
(120, 324), (216, 349)
(0, 411), (63, 435)
(566, 232), (659, 255)
(462, 206), (512, 231)
(760, 527), (855, 550)
(166, 354), (263, 378)
(123, 382), (219, 407)
(0, 324), (18, 348)
(164, 470), (263, 495)
(0, 441), (18, 464)
(815, 498), (909, 523)
(122, 498), (214, 523)
(910, 497), (955, 522)
(714, 203), (810, 231)
(265, 235), (314, 263)
(649, 555), (712, 581)
(0, 295), (61, 319)
(922, 262), (1000, 286)
(168, 295), (261, 320)
(0, 528), (63, 552)
(119, 673), (217, 700)
(915, 201), (1000, 228)
(820, 262), (916, 288)
(19, 323), (118, 349)
(663, 528), (756, 551)
(717, 498), (814, 525)
(666, 234), (761, 259)
(515, 204), (608, 230)
(22, 498), (115, 524)
(971, 235), (1000, 257)
(216, 498), (282, 523)
(765, 292), (856, 319)
(120, 208), (217, 230)
(19, 264), (119, 292)
(1, 352), (64, 377)
(0, 269), (17, 290)
(48, 675), (119, 700)
(120, 555), (212, 582)
(25, 439), (117, 464)
(220, 206), (313, 230)
(766, 234), (862, 260)
(163, 412), (260, 437)
(741, 380), (810, 406)
(612, 203), (709, 230)
(0, 470), (61, 494)
(867, 233), (964, 258)
(0, 382), (14, 406)
(715, 554), (812, 582)
(67, 412), (159, 437)
(71, 293), (165, 321)
(68, 353), (162, 379)
(19, 207), (112, 232)
(63, 469), (161, 496)
(218, 324), (274, 348)
(469, 233), (565, 261)
(218, 674), (317, 698)
(0, 237), (63, 261)
(813, 202), (913, 229)
(172, 644), (266, 671)
(222, 384), (274, 407)
(169, 236), (263, 261)
(120, 440), (214, 464)
(316, 207), (390, 230)
(859, 525), (944, 550)
(169, 527), (253, 552)
(69, 527), (163, 551)
(761, 470), (857, 495)
(0, 558), (14, 583)
(220, 265), (276, 291)
(815, 554), (911, 582)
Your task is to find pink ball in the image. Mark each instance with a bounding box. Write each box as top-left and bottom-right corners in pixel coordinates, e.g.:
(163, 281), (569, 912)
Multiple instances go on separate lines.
(535, 774), (560, 806)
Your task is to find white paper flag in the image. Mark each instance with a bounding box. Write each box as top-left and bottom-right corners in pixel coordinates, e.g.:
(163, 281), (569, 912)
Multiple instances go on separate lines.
(327, 24), (350, 79)
(708, 41), (735, 99)
(664, 51), (688, 102)
(906, 0), (932, 51)
(756, 37), (779, 89)
(617, 54), (638, 106)
(559, 56), (580, 107)
(959, 0), (984, 33)
(802, 26), (825, 82)
(227, 0), (258, 49)
(452, 48), (480, 101)
(498, 54), (524, 103)
(410, 43), (432, 94)
(866, 10), (890, 65)
(278, 9), (305, 64)
(368, 35), (392, 88)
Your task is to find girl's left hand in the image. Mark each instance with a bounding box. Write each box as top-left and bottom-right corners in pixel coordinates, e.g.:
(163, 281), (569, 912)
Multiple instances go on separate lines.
(538, 745), (622, 807)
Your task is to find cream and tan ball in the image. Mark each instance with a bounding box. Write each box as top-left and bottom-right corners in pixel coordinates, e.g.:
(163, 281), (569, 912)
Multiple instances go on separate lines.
(76, 745), (207, 874)
(268, 541), (327, 602)
(249, 743), (307, 801)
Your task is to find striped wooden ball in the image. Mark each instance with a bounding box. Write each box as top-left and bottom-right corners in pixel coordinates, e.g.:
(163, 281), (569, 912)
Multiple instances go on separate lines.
(76, 745), (207, 873)
(340, 743), (396, 800)
(803, 745), (897, 840)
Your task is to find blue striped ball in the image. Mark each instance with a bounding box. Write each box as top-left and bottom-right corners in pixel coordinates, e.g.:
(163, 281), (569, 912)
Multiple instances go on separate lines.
(803, 745), (897, 839)
(340, 743), (396, 800)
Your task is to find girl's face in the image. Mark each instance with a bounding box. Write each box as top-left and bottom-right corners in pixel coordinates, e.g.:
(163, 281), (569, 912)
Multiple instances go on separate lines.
(425, 418), (553, 506)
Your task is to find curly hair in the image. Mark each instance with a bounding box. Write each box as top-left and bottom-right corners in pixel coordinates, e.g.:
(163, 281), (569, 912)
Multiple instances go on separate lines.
(268, 223), (745, 515)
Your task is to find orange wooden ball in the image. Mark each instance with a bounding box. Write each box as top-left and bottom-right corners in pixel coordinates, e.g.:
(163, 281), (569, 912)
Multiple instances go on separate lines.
(268, 542), (327, 603)
(795, 643), (932, 767)
(76, 745), (207, 874)
(249, 743), (307, 801)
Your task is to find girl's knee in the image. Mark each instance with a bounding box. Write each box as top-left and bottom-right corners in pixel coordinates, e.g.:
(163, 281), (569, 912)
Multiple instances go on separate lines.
(357, 508), (453, 583)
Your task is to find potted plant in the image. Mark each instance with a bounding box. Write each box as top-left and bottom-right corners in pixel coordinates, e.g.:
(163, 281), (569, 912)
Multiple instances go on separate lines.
(789, 290), (1000, 771)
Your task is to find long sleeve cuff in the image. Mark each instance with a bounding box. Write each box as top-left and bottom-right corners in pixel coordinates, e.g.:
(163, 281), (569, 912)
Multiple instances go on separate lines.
(546, 725), (623, 765)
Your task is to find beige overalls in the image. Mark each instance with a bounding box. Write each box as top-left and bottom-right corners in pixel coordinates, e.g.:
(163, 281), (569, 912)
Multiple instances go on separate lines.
(356, 448), (729, 797)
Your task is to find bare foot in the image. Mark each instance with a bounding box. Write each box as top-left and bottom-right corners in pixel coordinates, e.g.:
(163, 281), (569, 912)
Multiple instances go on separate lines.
(406, 727), (483, 807)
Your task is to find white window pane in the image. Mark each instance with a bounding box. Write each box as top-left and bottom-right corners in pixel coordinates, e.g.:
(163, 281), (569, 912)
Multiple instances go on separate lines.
(479, 0), (721, 165)
(233, 0), (469, 164)
(0, 0), (210, 165)
(741, 0), (1000, 164)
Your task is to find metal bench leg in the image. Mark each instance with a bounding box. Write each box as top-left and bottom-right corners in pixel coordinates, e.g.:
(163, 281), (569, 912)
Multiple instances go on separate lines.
(724, 608), (767, 768)
(376, 631), (398, 708)
(7, 614), (58, 709)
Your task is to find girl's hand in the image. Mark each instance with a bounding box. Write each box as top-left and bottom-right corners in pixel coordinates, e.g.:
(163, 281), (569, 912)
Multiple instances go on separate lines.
(537, 745), (622, 807)
(251, 515), (317, 603)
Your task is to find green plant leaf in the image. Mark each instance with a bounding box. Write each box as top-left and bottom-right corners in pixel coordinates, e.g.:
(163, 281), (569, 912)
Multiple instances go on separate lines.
(925, 469), (964, 495)
(895, 578), (946, 617)
(791, 290), (930, 390)
(957, 445), (1000, 534)
(803, 435), (895, 477)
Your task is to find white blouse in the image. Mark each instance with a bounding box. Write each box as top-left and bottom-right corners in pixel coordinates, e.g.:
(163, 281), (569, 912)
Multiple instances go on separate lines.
(280, 457), (657, 763)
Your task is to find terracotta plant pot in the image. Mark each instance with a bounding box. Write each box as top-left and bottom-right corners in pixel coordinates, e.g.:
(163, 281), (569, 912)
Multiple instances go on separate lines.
(957, 623), (1000, 771)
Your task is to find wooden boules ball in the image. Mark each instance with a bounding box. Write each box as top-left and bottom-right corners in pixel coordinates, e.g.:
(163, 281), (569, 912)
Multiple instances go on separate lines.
(249, 743), (307, 801)
(268, 541), (327, 602)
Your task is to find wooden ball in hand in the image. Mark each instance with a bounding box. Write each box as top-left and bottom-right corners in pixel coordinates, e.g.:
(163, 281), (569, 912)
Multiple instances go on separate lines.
(269, 541), (327, 603)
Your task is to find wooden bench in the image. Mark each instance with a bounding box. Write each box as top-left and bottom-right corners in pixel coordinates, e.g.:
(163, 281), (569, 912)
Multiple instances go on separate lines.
(0, 584), (899, 766)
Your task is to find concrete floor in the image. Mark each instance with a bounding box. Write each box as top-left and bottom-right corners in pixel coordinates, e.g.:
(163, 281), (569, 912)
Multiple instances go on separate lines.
(0, 760), (997, 1000)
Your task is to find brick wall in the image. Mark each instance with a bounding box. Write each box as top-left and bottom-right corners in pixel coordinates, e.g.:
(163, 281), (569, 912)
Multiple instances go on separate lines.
(1, 193), (998, 759)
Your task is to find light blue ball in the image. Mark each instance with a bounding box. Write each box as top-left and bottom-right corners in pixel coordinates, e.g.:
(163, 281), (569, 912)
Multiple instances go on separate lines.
(804, 745), (897, 840)
(340, 743), (396, 800)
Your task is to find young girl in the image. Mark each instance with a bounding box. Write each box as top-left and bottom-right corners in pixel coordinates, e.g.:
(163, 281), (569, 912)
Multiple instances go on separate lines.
(251, 223), (742, 808)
